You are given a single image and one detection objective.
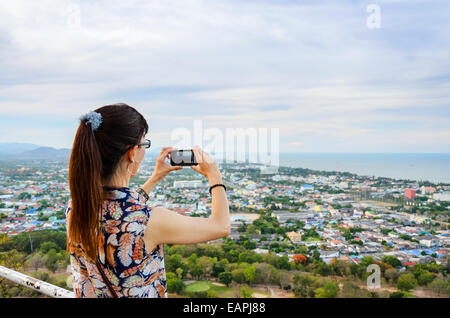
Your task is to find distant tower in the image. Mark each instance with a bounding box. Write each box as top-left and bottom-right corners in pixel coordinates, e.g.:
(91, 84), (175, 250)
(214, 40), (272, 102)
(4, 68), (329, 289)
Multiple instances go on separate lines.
(405, 189), (416, 200)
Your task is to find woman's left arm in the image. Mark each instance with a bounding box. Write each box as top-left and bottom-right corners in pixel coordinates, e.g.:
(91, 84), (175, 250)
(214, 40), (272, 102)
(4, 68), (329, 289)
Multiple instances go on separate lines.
(140, 147), (182, 195)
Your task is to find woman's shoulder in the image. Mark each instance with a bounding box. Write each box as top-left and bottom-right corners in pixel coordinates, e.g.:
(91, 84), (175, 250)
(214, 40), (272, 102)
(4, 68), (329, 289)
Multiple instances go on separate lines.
(103, 187), (149, 205)
(102, 187), (152, 220)
(65, 187), (152, 217)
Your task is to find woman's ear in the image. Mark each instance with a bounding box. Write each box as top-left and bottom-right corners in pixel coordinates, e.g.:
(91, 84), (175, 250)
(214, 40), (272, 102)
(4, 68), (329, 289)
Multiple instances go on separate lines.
(127, 146), (137, 163)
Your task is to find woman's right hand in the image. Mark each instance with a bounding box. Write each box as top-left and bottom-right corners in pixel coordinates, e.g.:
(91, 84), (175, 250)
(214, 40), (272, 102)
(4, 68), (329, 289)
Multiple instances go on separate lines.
(190, 146), (222, 183)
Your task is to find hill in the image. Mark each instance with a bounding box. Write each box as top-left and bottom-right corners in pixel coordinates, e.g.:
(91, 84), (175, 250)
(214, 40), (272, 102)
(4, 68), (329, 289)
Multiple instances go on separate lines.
(0, 143), (71, 160)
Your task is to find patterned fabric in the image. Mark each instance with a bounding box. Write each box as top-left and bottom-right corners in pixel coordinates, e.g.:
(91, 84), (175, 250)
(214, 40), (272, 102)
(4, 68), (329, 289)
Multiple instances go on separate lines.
(65, 186), (167, 298)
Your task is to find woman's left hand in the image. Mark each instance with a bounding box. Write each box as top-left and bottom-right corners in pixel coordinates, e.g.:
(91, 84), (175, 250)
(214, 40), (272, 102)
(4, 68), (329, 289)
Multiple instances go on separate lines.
(150, 147), (182, 182)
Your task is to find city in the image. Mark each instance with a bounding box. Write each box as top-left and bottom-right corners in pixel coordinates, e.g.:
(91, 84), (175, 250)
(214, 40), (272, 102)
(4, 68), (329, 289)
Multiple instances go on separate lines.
(0, 157), (449, 298)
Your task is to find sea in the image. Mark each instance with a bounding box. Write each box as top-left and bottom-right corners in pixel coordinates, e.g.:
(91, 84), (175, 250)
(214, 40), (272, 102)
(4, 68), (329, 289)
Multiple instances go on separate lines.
(279, 153), (450, 184)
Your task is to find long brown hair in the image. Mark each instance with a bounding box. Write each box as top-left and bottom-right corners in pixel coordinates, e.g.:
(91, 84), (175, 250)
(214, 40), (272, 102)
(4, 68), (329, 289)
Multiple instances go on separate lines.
(67, 103), (148, 261)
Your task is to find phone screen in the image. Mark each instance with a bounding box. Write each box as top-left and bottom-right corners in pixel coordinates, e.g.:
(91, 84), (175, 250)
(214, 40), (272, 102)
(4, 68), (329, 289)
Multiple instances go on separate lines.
(170, 150), (198, 166)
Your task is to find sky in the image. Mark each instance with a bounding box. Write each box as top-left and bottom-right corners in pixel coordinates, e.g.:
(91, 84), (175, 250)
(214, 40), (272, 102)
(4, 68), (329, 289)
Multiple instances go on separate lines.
(0, 0), (449, 153)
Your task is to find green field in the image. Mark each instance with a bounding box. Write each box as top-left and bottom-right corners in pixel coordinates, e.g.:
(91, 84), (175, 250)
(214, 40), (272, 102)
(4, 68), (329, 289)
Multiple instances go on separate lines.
(184, 281), (268, 298)
(185, 281), (230, 293)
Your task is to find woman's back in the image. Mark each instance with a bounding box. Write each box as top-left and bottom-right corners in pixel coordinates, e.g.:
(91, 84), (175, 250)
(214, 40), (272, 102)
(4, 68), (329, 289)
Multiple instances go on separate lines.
(66, 186), (167, 298)
(66, 104), (229, 298)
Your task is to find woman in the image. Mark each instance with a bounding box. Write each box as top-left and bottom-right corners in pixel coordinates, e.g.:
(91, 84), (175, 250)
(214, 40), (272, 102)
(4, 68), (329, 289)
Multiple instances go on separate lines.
(66, 103), (230, 298)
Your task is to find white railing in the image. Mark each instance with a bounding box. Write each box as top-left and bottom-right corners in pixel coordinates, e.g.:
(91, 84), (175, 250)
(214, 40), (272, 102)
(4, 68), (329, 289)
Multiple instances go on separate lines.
(0, 265), (74, 298)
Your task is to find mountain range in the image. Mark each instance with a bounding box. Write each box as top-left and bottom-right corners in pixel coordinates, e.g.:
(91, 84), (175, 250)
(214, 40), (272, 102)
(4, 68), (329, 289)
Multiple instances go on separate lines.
(0, 143), (71, 159)
(0, 142), (163, 160)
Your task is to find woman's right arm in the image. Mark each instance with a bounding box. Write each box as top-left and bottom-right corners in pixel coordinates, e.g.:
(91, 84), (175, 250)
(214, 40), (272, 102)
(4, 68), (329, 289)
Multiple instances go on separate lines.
(143, 147), (230, 251)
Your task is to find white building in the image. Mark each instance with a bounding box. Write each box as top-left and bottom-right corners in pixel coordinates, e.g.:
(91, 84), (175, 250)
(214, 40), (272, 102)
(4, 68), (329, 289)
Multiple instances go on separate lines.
(433, 192), (450, 202)
(419, 235), (438, 248)
(338, 182), (349, 189)
(320, 251), (340, 264)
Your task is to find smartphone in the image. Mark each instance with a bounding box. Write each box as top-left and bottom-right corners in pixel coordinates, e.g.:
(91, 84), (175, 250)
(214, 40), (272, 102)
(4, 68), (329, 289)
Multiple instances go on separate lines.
(170, 149), (198, 166)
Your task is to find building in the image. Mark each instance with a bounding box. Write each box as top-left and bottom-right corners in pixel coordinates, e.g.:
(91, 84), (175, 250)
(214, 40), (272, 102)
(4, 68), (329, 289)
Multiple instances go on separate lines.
(405, 189), (416, 200)
(338, 182), (349, 189)
(432, 192), (450, 202)
(286, 231), (302, 243)
(272, 210), (315, 224)
(419, 235), (438, 248)
(319, 250), (340, 264)
(301, 184), (314, 192)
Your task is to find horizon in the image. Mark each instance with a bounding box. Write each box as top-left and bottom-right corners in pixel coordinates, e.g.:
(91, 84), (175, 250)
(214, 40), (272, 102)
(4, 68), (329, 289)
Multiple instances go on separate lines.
(2, 141), (450, 155)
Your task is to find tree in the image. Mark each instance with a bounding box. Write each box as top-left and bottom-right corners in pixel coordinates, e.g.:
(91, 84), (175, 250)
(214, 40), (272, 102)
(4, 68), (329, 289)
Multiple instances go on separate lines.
(293, 273), (315, 298)
(390, 291), (405, 298)
(276, 255), (290, 270)
(384, 268), (399, 284)
(167, 275), (185, 295)
(279, 271), (293, 290)
(341, 280), (370, 298)
(189, 263), (204, 280)
(40, 241), (59, 254)
(187, 253), (198, 266)
(360, 256), (375, 268)
(18, 192), (32, 200)
(206, 290), (218, 298)
(232, 269), (246, 284)
(237, 221), (247, 233)
(0, 250), (28, 297)
(381, 255), (402, 268)
(291, 254), (307, 265)
(166, 254), (183, 273)
(212, 260), (226, 277)
(38, 199), (51, 210)
(218, 271), (232, 287)
(417, 271), (434, 286)
(330, 259), (350, 276)
(45, 249), (58, 273)
(397, 273), (418, 291)
(314, 262), (331, 276)
(0, 230), (67, 253)
(254, 263), (273, 285)
(246, 224), (259, 235)
(427, 279), (449, 296)
(240, 285), (253, 298)
(176, 268), (184, 280)
(314, 281), (339, 298)
(27, 253), (45, 271)
(244, 265), (256, 285)
(198, 256), (212, 278)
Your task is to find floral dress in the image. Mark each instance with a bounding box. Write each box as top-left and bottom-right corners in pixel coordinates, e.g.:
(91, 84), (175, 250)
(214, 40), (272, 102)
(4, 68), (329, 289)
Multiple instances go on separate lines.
(65, 186), (167, 298)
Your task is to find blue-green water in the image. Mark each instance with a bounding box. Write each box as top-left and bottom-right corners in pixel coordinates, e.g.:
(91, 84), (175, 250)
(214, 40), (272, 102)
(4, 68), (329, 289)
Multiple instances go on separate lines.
(279, 153), (450, 184)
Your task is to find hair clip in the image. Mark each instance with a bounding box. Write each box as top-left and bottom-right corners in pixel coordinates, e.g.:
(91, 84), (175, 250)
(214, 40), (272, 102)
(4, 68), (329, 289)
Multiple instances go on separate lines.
(80, 111), (103, 131)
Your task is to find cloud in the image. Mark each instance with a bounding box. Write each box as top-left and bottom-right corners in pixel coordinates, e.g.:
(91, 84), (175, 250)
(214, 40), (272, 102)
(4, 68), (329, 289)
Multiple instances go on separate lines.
(0, 0), (449, 152)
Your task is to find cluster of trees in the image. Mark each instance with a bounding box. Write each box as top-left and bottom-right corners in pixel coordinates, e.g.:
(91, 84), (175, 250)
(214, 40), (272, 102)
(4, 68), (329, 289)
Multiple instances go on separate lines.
(301, 229), (320, 241)
(0, 230), (71, 297)
(25, 241), (70, 273)
(252, 211), (282, 235)
(293, 273), (342, 298)
(0, 229), (67, 254)
(163, 240), (450, 298)
(164, 241), (304, 296)
(0, 228), (448, 298)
